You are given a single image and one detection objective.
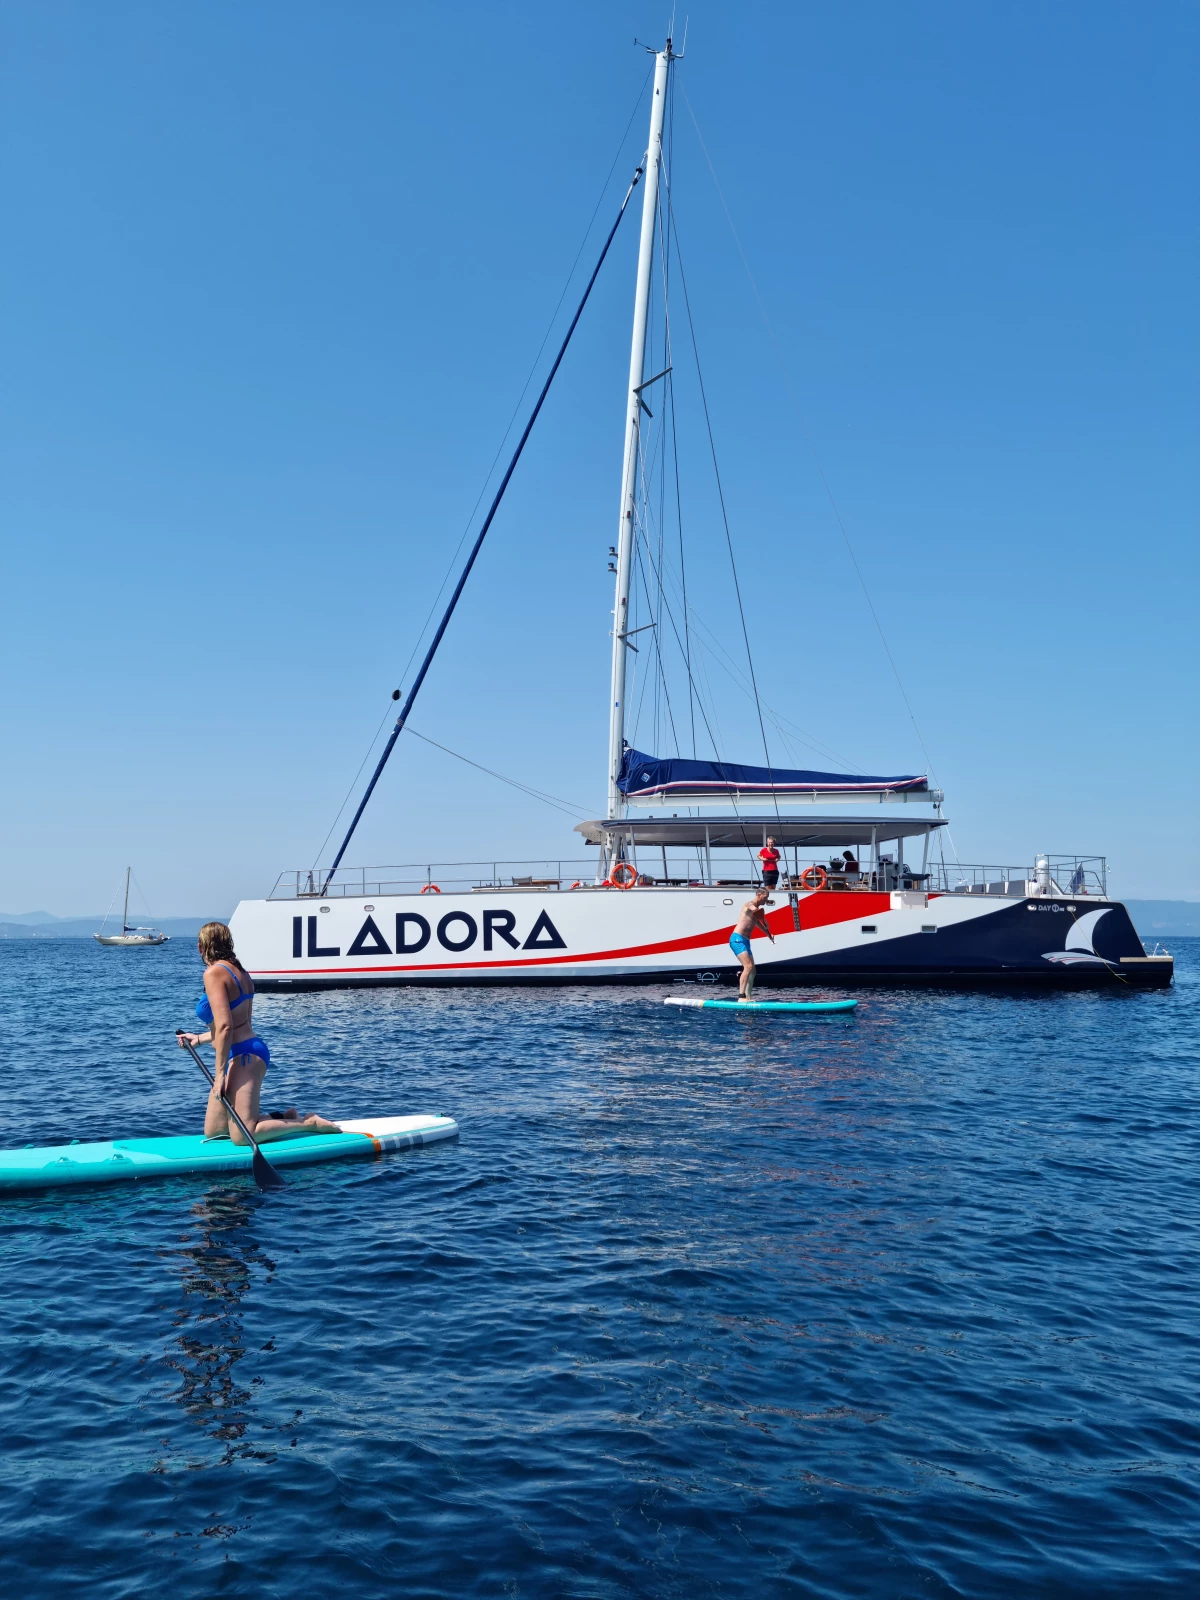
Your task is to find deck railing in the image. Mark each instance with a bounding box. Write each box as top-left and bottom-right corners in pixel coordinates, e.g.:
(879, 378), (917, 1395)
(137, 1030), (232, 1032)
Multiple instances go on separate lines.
(270, 851), (1108, 899)
(271, 862), (609, 899)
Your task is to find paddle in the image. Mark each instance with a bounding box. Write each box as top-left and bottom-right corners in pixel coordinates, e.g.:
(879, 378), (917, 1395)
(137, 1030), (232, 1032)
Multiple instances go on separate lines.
(175, 1030), (286, 1190)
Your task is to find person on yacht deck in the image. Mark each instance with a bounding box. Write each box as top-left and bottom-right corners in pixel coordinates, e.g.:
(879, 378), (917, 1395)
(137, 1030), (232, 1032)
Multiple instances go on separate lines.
(758, 837), (781, 889)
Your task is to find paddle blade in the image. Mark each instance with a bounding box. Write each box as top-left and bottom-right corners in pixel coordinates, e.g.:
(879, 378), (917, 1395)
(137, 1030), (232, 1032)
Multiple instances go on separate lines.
(251, 1146), (286, 1190)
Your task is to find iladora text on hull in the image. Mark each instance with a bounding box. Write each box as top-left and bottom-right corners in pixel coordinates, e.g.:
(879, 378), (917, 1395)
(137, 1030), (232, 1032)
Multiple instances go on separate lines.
(230, 39), (1170, 996)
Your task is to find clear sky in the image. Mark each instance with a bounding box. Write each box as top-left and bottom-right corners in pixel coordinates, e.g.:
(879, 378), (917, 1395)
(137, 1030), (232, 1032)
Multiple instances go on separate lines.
(2, 0), (1195, 916)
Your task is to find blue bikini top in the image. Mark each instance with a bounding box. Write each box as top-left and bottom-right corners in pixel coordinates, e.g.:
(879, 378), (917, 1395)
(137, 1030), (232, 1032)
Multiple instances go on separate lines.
(196, 962), (253, 1026)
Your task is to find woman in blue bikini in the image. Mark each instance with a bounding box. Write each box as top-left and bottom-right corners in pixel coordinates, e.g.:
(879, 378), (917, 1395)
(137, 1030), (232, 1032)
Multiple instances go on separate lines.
(177, 922), (339, 1144)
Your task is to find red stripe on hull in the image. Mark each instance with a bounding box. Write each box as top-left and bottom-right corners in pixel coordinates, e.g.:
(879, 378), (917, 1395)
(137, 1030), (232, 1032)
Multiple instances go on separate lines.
(250, 890), (902, 980)
(253, 918), (739, 978)
(768, 891), (892, 935)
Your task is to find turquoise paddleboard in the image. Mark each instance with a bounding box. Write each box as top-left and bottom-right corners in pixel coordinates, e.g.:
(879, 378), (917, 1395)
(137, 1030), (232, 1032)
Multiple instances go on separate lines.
(0, 1114), (458, 1193)
(664, 996), (857, 1013)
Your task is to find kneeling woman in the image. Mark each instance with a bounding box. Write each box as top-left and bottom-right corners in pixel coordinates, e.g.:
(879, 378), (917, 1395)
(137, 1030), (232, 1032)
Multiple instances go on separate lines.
(177, 922), (340, 1144)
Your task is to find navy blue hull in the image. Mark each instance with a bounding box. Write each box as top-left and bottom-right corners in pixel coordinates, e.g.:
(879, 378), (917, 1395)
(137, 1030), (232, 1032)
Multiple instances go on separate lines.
(758, 898), (1171, 990)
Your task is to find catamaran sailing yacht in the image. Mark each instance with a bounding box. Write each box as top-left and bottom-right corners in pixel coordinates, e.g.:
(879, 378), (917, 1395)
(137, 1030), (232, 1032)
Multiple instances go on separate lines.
(230, 38), (1170, 993)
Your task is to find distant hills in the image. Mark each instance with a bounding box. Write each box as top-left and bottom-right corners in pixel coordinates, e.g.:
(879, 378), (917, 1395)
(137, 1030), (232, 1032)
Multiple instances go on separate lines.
(0, 913), (228, 941)
(1123, 902), (1200, 938)
(1, 901), (1196, 940)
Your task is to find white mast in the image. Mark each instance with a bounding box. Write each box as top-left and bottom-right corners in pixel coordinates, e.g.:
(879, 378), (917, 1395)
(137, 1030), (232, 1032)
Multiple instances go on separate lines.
(122, 866), (130, 933)
(606, 38), (675, 826)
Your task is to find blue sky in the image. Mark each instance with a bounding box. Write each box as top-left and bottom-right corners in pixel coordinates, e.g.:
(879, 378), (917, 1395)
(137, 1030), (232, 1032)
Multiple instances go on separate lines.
(2, 0), (1195, 915)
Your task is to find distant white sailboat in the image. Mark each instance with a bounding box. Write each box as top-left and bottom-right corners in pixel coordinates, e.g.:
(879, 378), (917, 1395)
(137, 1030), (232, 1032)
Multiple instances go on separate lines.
(94, 868), (169, 947)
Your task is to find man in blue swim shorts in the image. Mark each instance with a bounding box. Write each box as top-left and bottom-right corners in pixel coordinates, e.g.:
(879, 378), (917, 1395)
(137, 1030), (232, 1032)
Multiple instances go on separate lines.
(730, 888), (775, 1001)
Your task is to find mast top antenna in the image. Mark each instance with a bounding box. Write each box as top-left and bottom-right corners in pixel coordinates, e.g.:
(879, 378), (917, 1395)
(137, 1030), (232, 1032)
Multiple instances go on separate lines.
(632, 32), (683, 60)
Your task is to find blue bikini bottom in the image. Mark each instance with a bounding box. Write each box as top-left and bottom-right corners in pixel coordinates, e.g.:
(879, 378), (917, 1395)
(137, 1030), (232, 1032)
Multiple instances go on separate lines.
(228, 1036), (270, 1066)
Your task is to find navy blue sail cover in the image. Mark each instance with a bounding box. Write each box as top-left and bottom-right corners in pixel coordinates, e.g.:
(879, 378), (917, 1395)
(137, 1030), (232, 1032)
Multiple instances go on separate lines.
(618, 748), (927, 798)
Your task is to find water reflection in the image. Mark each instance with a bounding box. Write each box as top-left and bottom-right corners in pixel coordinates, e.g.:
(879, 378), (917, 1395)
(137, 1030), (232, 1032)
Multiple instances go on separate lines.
(157, 1186), (292, 1468)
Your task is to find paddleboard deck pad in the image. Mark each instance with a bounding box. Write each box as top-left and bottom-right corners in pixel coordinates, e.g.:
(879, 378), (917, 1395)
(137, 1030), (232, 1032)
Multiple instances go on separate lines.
(0, 1114), (458, 1192)
(665, 997), (857, 1013)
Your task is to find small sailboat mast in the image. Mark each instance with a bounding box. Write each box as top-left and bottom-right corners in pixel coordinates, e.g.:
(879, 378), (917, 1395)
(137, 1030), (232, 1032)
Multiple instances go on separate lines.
(121, 866), (131, 934)
(607, 37), (677, 824)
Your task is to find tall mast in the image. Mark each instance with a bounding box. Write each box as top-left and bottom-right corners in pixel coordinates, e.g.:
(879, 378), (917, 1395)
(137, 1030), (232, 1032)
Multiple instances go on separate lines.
(122, 867), (130, 933)
(606, 38), (675, 822)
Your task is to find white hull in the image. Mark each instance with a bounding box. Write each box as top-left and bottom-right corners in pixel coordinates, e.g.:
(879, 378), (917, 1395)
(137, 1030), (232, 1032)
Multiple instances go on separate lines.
(94, 933), (169, 947)
(229, 884), (1162, 989)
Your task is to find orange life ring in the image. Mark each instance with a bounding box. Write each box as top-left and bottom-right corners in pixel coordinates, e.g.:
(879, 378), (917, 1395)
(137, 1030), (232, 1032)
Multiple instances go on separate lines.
(610, 862), (637, 887)
(420, 883), (441, 895)
(569, 880), (582, 890)
(800, 865), (828, 892)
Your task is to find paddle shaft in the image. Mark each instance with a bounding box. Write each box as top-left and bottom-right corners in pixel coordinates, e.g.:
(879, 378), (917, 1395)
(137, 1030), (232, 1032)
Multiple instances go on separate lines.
(175, 1031), (284, 1189)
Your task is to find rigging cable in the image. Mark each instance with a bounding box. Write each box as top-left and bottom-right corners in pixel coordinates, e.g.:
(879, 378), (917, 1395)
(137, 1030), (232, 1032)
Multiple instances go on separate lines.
(631, 487), (773, 883)
(630, 307), (674, 754)
(634, 438), (866, 773)
(634, 148), (867, 776)
(96, 883), (120, 936)
(127, 870), (158, 929)
(663, 73), (698, 757)
(664, 170), (784, 861)
(618, 71), (765, 876)
(322, 163), (647, 887)
(631, 511), (730, 784)
(652, 148), (675, 756)
(637, 483), (863, 770)
(666, 366), (696, 755)
(310, 74), (654, 873)
(395, 70), (655, 697)
(404, 728), (592, 819)
(679, 603), (863, 770)
(681, 84), (942, 795)
(631, 537), (681, 754)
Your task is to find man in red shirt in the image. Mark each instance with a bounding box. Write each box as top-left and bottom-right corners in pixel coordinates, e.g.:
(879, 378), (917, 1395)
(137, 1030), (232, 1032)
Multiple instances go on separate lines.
(758, 836), (781, 889)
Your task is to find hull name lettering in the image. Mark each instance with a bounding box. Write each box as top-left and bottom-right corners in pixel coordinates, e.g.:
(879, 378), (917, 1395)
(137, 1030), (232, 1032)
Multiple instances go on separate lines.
(437, 911), (478, 952)
(395, 913), (431, 953)
(307, 916), (340, 959)
(347, 915), (392, 957)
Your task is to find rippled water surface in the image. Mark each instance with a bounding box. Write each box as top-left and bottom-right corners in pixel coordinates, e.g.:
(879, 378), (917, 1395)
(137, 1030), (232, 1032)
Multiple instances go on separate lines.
(0, 937), (1197, 1596)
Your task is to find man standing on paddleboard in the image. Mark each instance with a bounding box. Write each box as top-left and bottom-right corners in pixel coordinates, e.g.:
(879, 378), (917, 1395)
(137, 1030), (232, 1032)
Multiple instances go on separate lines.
(730, 889), (774, 1002)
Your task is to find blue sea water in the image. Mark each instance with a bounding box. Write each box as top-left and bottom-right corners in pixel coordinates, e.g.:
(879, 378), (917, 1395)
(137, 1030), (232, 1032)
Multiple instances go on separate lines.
(0, 937), (1197, 1597)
